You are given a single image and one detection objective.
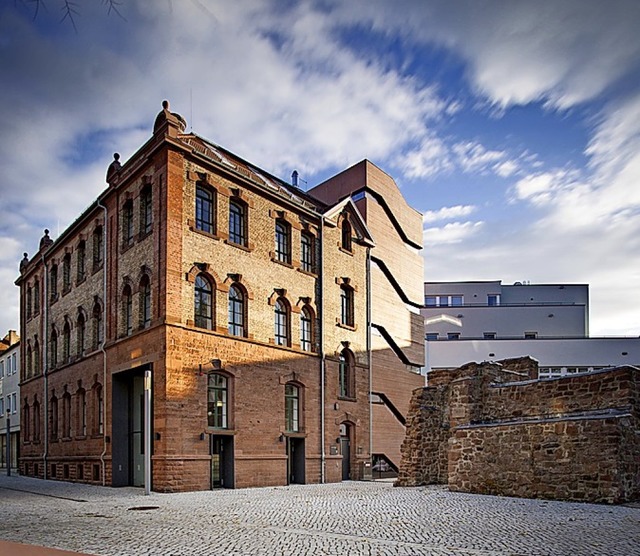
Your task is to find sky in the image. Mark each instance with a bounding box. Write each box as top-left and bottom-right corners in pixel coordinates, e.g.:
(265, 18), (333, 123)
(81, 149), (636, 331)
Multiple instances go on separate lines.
(0, 0), (639, 337)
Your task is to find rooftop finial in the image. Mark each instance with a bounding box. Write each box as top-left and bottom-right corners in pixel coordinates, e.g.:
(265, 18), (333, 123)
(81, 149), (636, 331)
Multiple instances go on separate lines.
(20, 252), (29, 273)
(162, 100), (170, 110)
(39, 229), (53, 251)
(106, 152), (122, 184)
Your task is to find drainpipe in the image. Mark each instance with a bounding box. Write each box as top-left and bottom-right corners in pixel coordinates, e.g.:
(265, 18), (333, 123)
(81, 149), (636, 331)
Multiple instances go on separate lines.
(366, 246), (372, 467)
(319, 215), (326, 484)
(41, 254), (49, 480)
(97, 198), (108, 486)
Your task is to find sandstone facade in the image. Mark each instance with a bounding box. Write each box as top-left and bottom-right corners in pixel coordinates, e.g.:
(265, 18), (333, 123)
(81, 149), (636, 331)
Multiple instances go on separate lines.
(17, 101), (423, 491)
(397, 358), (640, 504)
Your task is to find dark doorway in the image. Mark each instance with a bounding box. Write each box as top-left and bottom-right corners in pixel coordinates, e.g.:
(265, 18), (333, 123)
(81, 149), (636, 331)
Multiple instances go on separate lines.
(112, 367), (151, 487)
(210, 435), (234, 489)
(286, 437), (305, 484)
(340, 423), (351, 481)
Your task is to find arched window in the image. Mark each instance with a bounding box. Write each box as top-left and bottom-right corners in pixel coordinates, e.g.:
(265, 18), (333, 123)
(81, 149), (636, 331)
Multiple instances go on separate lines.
(140, 275), (152, 329)
(274, 298), (290, 346)
(122, 199), (134, 245)
(340, 284), (354, 327)
(62, 390), (71, 438)
(207, 373), (228, 429)
(62, 253), (71, 292)
(92, 300), (103, 350)
(341, 216), (352, 252)
(229, 199), (247, 246)
(77, 313), (86, 357)
(122, 285), (133, 336)
(77, 240), (86, 283)
(195, 184), (214, 234)
(33, 337), (40, 375)
(33, 400), (41, 442)
(62, 320), (71, 364)
(93, 383), (103, 435)
(300, 231), (315, 273)
(228, 285), (245, 336)
(339, 349), (355, 399)
(50, 264), (58, 301)
(275, 219), (291, 264)
(140, 185), (153, 235)
(26, 343), (33, 378)
(27, 286), (33, 319)
(285, 383), (300, 432)
(50, 394), (59, 441)
(50, 328), (58, 368)
(33, 278), (40, 314)
(194, 274), (213, 330)
(92, 226), (103, 271)
(300, 306), (313, 352)
(77, 387), (87, 437)
(23, 401), (30, 442)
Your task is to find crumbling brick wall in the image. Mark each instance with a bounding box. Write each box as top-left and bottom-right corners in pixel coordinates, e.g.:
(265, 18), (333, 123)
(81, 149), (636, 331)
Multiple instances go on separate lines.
(397, 359), (640, 504)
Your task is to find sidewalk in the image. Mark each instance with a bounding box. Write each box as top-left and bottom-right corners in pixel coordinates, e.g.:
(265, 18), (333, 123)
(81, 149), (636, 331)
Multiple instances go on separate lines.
(0, 540), (97, 556)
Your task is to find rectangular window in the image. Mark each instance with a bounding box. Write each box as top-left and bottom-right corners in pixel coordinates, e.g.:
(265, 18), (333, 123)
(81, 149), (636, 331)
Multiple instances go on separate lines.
(0, 397), (4, 415)
(340, 286), (354, 327)
(0, 360), (4, 378)
(62, 256), (71, 292)
(12, 393), (17, 413)
(425, 295), (463, 307)
(195, 184), (214, 234)
(229, 201), (246, 246)
(275, 221), (291, 264)
(300, 232), (314, 273)
(447, 332), (460, 340)
(425, 333), (439, 341)
(141, 187), (153, 235)
(488, 294), (500, 306)
(77, 242), (86, 283)
(524, 331), (538, 339)
(93, 228), (103, 270)
(123, 201), (134, 245)
(483, 332), (497, 339)
(11, 354), (16, 374)
(285, 384), (299, 433)
(207, 374), (228, 429)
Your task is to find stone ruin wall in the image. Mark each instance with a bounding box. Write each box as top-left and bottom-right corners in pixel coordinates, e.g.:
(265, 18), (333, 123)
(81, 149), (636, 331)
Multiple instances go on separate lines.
(397, 358), (640, 504)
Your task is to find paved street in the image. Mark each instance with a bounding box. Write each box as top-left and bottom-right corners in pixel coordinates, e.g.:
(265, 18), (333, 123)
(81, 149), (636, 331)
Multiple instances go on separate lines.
(1, 474), (639, 556)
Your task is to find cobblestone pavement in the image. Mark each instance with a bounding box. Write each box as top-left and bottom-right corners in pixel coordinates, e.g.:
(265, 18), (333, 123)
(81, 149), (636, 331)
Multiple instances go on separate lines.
(1, 474), (639, 556)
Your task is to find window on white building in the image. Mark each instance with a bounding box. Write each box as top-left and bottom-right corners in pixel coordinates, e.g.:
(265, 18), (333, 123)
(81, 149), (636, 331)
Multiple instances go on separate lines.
(425, 295), (463, 307)
(488, 294), (500, 306)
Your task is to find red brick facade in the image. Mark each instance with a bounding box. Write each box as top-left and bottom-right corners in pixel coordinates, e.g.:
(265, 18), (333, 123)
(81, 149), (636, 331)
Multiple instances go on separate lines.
(17, 101), (423, 491)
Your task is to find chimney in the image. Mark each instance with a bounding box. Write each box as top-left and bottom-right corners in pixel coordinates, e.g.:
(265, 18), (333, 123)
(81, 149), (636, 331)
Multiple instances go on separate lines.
(291, 170), (299, 188)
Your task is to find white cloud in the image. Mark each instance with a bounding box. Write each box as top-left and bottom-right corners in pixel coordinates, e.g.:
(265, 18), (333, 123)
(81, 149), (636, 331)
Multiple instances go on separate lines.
(395, 135), (452, 179)
(423, 221), (484, 246)
(422, 205), (476, 224)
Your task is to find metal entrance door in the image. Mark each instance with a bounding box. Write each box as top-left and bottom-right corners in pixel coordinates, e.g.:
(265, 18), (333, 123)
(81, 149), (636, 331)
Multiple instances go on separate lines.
(286, 437), (305, 484)
(340, 434), (351, 480)
(210, 435), (234, 489)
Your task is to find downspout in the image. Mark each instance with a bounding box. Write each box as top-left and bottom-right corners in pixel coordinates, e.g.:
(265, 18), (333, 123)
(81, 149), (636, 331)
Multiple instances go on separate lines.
(41, 254), (49, 480)
(319, 215), (326, 484)
(366, 246), (372, 468)
(97, 198), (108, 486)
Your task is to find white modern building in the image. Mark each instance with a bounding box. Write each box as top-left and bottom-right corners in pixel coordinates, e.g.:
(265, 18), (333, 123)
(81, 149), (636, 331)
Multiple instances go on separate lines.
(423, 281), (639, 378)
(0, 330), (20, 470)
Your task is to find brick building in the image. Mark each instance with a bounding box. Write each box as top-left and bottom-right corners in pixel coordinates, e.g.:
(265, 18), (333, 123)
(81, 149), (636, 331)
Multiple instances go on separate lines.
(16, 101), (424, 491)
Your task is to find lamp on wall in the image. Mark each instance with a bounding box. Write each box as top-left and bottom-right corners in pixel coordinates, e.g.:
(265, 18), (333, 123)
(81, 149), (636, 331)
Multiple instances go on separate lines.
(197, 358), (223, 376)
(279, 433), (285, 443)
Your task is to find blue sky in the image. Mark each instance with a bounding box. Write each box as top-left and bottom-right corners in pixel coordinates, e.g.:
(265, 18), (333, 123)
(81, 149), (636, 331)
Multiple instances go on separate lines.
(0, 0), (639, 336)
